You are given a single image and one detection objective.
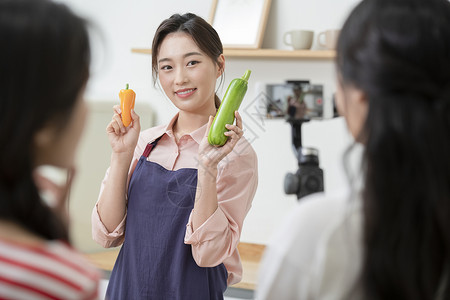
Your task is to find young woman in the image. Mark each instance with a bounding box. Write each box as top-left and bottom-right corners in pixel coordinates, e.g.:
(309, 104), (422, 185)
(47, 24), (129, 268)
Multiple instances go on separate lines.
(258, 0), (450, 299)
(92, 13), (258, 299)
(0, 0), (100, 298)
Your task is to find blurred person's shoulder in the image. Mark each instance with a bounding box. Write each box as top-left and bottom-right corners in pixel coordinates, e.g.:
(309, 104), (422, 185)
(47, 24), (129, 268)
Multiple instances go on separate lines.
(265, 188), (363, 299)
(271, 187), (362, 255)
(0, 230), (100, 299)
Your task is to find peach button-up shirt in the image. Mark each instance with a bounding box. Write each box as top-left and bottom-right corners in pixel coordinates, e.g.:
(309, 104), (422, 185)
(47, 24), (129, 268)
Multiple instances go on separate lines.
(91, 113), (258, 285)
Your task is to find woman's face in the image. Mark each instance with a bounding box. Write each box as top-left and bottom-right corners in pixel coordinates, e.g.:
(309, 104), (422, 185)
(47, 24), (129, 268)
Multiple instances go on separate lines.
(335, 75), (368, 142)
(157, 32), (224, 114)
(34, 88), (88, 168)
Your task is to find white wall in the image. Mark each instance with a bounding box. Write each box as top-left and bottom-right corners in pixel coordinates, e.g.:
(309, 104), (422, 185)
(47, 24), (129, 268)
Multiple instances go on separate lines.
(63, 0), (361, 247)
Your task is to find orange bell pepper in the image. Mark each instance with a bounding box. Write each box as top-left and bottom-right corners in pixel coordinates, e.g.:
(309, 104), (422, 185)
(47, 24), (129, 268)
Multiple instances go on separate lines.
(119, 83), (135, 127)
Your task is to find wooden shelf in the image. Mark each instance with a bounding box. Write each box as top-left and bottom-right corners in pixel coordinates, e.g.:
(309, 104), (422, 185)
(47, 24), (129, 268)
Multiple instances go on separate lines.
(131, 48), (335, 60)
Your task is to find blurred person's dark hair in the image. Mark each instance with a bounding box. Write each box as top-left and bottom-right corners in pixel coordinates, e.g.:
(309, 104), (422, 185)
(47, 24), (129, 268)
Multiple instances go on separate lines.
(337, 0), (450, 299)
(0, 0), (90, 241)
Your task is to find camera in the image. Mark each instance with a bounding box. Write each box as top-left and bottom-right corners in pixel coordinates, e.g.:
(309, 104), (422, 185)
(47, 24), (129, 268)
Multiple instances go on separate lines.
(262, 80), (326, 200)
(267, 79), (325, 200)
(284, 145), (324, 199)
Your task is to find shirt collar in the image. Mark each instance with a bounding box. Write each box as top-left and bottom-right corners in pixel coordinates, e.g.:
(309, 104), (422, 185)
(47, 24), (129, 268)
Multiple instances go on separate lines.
(190, 122), (207, 145)
(155, 112), (207, 145)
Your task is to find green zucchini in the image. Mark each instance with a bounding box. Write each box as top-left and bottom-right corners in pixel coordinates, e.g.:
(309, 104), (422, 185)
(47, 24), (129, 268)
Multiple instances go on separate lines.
(208, 69), (251, 146)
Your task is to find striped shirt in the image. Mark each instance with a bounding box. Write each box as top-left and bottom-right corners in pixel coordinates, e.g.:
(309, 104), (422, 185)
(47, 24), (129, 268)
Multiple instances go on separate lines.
(0, 238), (100, 300)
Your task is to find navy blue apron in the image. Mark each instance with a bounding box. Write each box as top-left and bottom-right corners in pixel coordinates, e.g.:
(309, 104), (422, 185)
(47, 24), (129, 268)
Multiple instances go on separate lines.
(106, 136), (228, 299)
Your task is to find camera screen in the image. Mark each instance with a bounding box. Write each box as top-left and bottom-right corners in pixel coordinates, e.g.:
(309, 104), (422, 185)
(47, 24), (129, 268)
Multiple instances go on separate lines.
(264, 83), (324, 120)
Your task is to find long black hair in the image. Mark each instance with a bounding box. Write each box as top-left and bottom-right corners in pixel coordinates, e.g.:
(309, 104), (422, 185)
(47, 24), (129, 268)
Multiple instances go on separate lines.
(337, 0), (450, 298)
(151, 13), (224, 109)
(0, 0), (90, 241)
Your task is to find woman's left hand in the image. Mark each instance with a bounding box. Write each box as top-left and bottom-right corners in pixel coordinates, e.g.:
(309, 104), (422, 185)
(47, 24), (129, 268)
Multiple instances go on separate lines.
(198, 111), (244, 172)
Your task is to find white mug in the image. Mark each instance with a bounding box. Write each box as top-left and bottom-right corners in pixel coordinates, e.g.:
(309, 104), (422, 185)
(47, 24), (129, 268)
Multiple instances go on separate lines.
(317, 29), (340, 50)
(283, 30), (314, 50)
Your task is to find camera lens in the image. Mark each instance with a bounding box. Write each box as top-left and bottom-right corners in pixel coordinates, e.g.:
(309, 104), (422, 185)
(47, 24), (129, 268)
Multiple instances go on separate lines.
(284, 173), (299, 195)
(305, 176), (320, 191)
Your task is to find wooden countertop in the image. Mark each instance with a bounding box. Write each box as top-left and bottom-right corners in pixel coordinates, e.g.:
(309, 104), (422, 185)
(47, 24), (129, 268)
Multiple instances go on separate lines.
(85, 242), (265, 290)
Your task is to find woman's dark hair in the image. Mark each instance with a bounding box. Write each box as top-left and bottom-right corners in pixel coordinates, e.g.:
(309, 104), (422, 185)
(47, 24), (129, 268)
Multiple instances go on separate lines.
(0, 0), (90, 241)
(151, 13), (224, 109)
(337, 0), (450, 299)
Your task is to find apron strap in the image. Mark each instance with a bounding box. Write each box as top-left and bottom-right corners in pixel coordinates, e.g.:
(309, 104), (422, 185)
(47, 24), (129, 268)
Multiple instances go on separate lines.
(142, 136), (163, 158)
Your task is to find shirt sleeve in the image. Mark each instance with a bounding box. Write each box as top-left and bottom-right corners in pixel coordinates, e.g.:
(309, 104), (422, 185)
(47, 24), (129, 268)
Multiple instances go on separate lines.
(91, 144), (142, 248)
(91, 194), (127, 248)
(184, 143), (258, 267)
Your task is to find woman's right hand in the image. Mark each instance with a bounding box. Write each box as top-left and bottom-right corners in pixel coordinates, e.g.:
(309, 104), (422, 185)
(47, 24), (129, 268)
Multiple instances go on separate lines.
(106, 105), (140, 155)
